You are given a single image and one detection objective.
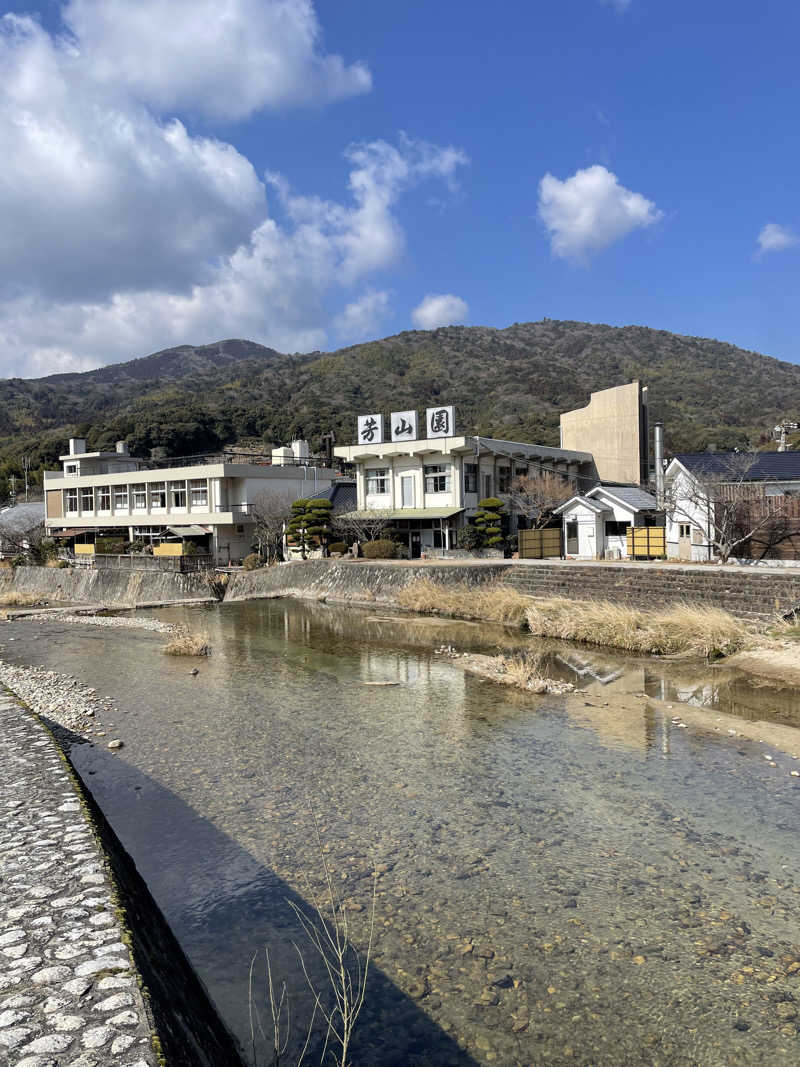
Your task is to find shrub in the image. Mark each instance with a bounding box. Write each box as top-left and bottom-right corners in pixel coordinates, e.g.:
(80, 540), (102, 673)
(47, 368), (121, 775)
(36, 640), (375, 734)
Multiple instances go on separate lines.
(163, 630), (210, 656)
(361, 539), (396, 559)
(456, 525), (484, 551)
(242, 553), (262, 571)
(328, 541), (348, 555)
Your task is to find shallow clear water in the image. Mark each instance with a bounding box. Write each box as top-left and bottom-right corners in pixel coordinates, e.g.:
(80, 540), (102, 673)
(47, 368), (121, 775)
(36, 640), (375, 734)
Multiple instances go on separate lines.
(5, 600), (800, 1066)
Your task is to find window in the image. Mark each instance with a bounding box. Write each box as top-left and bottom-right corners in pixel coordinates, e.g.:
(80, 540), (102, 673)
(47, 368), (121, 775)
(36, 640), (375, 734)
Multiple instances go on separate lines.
(113, 485), (128, 510)
(679, 523), (691, 538)
(97, 486), (111, 511)
(132, 485), (147, 509)
(366, 468), (388, 495)
(80, 487), (94, 512)
(149, 482), (167, 508)
(424, 464), (451, 493)
(189, 479), (208, 507)
(515, 464), (528, 478)
(483, 473), (492, 498)
(464, 463), (477, 493)
(497, 467), (511, 494)
(605, 520), (628, 537)
(170, 481), (187, 508)
(65, 488), (78, 513)
(132, 527), (163, 544)
(65, 463), (78, 476)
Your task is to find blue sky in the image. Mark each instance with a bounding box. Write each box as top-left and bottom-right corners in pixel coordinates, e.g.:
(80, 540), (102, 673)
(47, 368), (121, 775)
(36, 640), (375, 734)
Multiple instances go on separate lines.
(0, 0), (797, 376)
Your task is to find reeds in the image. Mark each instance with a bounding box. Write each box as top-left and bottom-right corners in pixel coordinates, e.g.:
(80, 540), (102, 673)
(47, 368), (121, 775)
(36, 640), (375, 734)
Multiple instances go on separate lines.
(523, 597), (751, 659)
(0, 591), (42, 607)
(163, 630), (210, 656)
(396, 579), (529, 626)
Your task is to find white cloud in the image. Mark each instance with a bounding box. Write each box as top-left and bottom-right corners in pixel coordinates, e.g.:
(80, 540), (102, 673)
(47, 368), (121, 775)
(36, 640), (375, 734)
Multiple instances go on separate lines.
(411, 293), (469, 330)
(757, 223), (798, 257)
(0, 4), (467, 376)
(62, 0), (371, 121)
(334, 291), (392, 342)
(538, 165), (662, 263)
(0, 135), (467, 375)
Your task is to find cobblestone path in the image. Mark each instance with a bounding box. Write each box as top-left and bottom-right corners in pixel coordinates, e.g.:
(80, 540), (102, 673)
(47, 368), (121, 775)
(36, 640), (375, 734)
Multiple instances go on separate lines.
(0, 690), (158, 1067)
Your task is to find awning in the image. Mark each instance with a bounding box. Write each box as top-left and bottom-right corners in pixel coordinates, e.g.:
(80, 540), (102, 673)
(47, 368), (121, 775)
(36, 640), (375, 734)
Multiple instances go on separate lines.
(52, 528), (94, 537)
(167, 525), (211, 537)
(336, 508), (463, 521)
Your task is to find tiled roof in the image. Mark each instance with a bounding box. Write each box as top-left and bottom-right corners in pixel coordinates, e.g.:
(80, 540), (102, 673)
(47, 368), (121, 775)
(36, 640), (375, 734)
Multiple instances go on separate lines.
(674, 452), (800, 482)
(309, 480), (357, 510)
(590, 484), (658, 510)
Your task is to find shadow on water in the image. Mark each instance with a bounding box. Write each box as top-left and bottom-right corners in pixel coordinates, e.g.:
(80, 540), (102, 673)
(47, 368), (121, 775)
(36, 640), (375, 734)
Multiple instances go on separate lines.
(54, 721), (479, 1067)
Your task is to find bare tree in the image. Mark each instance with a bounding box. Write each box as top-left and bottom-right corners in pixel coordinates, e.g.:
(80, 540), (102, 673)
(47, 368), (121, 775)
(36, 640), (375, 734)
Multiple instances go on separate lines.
(250, 491), (295, 563)
(332, 509), (394, 544)
(508, 472), (573, 529)
(666, 453), (791, 563)
(0, 520), (51, 563)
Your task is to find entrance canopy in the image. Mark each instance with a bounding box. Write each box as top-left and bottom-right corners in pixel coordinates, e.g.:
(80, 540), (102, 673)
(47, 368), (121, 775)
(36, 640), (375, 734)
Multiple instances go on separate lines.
(167, 525), (211, 537)
(336, 508), (463, 521)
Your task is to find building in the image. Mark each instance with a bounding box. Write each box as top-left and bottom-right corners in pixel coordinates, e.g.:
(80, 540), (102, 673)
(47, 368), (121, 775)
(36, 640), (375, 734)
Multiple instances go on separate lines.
(334, 407), (596, 557)
(560, 381), (650, 486)
(43, 438), (337, 565)
(555, 484), (661, 560)
(664, 451), (800, 561)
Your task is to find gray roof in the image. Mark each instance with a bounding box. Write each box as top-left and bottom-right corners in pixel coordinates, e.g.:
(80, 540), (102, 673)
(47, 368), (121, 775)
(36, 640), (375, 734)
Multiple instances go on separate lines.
(590, 484), (658, 510)
(470, 436), (594, 464)
(310, 480), (357, 511)
(674, 452), (800, 482)
(0, 501), (45, 533)
(554, 495), (606, 515)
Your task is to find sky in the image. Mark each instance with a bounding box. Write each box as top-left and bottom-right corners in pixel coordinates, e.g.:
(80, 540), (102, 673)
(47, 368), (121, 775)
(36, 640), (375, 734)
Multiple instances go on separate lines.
(0, 0), (798, 378)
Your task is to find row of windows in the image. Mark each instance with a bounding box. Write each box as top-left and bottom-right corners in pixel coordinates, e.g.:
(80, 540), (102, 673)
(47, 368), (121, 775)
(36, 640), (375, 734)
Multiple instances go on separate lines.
(366, 462), (524, 497)
(65, 479), (208, 513)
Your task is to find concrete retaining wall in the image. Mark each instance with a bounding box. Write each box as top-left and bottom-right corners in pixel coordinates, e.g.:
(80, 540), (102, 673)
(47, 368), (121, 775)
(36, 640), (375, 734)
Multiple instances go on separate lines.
(224, 560), (509, 605)
(500, 562), (800, 620)
(224, 559), (800, 620)
(0, 565), (216, 606)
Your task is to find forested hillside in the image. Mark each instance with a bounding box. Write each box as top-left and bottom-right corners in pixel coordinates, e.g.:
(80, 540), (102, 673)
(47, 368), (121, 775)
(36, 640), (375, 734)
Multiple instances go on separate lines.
(2, 321), (798, 492)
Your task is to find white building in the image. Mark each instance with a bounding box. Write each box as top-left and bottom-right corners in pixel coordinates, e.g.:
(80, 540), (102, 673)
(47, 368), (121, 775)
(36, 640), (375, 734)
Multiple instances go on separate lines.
(334, 407), (595, 557)
(43, 438), (336, 564)
(554, 484), (661, 559)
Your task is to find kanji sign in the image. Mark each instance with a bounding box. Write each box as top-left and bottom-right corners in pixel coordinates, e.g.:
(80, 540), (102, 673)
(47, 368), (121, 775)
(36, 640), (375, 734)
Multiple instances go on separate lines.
(390, 410), (418, 441)
(426, 406), (455, 438)
(357, 414), (383, 444)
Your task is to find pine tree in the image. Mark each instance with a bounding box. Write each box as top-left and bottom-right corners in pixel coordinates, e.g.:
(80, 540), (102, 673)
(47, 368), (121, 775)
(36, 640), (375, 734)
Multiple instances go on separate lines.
(287, 498), (334, 558)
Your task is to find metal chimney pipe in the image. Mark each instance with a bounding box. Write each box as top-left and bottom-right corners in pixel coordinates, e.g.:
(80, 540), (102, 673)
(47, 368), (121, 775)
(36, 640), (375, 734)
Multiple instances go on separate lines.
(654, 422), (665, 509)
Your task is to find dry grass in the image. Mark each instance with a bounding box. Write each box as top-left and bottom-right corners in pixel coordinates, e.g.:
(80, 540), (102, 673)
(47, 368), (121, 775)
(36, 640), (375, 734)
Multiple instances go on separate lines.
(396, 579), (529, 626)
(524, 597), (752, 659)
(0, 591), (43, 607)
(163, 630), (210, 656)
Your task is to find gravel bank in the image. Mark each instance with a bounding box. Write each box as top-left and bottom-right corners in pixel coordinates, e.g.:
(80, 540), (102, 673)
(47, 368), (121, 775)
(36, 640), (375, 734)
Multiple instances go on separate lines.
(0, 662), (119, 741)
(25, 613), (176, 634)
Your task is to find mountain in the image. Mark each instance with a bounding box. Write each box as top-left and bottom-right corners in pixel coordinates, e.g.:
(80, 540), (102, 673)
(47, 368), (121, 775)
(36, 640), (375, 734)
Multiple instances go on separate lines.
(2, 321), (799, 487)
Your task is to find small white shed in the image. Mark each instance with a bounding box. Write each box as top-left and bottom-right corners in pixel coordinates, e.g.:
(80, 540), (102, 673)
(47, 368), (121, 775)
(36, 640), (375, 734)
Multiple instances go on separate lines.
(555, 485), (661, 559)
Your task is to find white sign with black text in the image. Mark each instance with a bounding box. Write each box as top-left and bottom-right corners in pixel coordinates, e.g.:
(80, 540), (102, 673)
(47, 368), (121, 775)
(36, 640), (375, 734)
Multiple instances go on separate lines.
(426, 405), (455, 438)
(357, 414), (384, 445)
(390, 410), (418, 441)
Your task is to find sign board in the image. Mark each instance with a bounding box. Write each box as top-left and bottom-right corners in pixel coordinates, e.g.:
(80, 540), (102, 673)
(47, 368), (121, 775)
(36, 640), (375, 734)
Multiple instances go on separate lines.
(357, 414), (383, 445)
(390, 410), (418, 441)
(426, 405), (455, 438)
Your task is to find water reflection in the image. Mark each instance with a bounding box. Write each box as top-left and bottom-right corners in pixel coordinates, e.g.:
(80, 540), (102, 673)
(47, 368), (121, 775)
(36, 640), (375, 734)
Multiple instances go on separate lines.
(5, 599), (800, 1066)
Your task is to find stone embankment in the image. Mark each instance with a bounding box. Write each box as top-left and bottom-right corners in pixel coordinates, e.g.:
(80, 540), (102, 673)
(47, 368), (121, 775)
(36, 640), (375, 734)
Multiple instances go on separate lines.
(0, 566), (216, 609)
(224, 558), (800, 621)
(0, 692), (159, 1067)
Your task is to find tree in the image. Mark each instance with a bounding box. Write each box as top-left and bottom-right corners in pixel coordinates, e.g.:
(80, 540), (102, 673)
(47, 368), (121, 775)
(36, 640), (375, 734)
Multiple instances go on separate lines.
(0, 520), (52, 564)
(508, 471), (573, 529)
(287, 498), (334, 559)
(666, 453), (792, 563)
(250, 491), (294, 563)
(473, 497), (506, 547)
(332, 508), (395, 544)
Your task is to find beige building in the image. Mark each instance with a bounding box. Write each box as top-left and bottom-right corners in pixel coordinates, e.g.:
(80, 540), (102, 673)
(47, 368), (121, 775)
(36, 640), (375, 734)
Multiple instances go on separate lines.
(560, 381), (649, 485)
(44, 438), (336, 564)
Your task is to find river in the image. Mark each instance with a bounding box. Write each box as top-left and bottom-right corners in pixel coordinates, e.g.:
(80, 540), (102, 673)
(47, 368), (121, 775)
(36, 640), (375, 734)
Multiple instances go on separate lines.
(4, 598), (800, 1066)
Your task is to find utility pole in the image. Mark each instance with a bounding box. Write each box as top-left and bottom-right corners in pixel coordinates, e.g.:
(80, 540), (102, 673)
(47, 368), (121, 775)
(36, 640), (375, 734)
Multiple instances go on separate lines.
(22, 455), (30, 501)
(9, 475), (16, 505)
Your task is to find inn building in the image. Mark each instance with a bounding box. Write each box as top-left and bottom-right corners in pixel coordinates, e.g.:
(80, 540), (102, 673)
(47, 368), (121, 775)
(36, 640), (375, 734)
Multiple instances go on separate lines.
(334, 406), (596, 557)
(43, 437), (337, 564)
